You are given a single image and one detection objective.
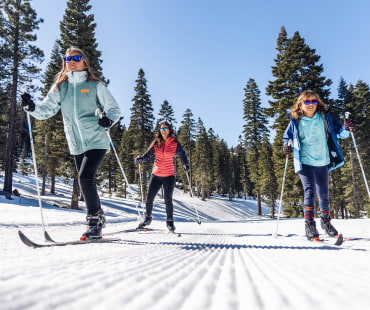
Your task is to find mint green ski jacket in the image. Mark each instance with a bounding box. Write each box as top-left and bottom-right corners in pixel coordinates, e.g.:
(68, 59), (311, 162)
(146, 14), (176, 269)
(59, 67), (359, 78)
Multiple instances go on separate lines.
(30, 71), (121, 155)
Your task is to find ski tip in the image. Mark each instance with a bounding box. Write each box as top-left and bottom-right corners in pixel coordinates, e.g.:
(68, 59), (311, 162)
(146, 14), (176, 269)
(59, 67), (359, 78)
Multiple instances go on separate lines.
(44, 231), (55, 243)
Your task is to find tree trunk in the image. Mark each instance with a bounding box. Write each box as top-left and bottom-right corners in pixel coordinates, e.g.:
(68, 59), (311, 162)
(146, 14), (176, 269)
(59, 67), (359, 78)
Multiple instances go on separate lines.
(257, 191), (262, 215)
(70, 174), (80, 209)
(3, 72), (19, 196)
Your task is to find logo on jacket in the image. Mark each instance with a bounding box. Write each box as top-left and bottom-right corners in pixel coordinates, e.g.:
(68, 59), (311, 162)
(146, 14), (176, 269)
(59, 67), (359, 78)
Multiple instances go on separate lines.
(80, 89), (90, 93)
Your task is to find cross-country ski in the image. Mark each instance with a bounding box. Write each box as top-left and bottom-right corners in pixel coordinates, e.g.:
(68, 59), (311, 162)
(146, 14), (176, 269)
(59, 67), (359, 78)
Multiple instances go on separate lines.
(18, 230), (121, 248)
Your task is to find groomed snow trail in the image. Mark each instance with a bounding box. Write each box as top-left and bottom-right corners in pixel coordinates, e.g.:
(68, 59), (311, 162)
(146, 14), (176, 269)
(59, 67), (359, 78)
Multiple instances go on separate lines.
(1, 174), (370, 310)
(2, 211), (370, 310)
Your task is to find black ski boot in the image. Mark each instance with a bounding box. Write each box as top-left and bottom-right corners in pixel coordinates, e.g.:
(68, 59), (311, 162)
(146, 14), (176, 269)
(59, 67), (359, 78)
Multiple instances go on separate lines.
(81, 209), (106, 240)
(166, 219), (176, 232)
(320, 216), (338, 237)
(305, 220), (319, 240)
(137, 214), (152, 229)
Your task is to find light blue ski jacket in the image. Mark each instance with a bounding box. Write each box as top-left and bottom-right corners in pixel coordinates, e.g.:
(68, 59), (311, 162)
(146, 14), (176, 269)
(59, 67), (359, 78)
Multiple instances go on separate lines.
(30, 71), (121, 155)
(283, 112), (349, 173)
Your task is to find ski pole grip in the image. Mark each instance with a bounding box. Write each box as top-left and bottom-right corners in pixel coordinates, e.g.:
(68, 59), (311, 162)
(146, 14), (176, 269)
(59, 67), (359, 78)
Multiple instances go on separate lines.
(95, 108), (103, 119)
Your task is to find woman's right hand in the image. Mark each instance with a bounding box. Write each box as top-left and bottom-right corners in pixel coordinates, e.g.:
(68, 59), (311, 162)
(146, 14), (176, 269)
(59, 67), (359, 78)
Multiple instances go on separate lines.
(21, 93), (35, 112)
(135, 156), (144, 165)
(283, 144), (293, 155)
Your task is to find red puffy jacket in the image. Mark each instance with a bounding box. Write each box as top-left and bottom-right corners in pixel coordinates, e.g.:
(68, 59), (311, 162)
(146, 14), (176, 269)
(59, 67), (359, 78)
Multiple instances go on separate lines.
(142, 137), (188, 177)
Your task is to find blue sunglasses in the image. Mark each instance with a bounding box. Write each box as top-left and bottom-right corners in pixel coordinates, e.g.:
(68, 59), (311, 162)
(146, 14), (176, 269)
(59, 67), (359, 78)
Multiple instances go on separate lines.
(303, 100), (318, 105)
(63, 55), (83, 63)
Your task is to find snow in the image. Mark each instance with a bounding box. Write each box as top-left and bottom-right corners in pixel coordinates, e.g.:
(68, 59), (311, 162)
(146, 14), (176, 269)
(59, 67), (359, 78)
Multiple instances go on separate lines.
(1, 173), (370, 310)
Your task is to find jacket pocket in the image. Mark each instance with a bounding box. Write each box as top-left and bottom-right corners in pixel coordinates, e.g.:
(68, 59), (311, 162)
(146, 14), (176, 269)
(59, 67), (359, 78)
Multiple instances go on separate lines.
(82, 118), (108, 147)
(64, 125), (78, 152)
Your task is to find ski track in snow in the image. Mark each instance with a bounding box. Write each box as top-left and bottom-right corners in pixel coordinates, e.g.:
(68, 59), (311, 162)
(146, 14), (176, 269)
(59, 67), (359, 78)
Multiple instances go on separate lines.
(1, 174), (370, 310)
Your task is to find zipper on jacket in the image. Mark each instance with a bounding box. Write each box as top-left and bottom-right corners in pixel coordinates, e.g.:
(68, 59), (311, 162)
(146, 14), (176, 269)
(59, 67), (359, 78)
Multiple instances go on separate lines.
(73, 74), (85, 147)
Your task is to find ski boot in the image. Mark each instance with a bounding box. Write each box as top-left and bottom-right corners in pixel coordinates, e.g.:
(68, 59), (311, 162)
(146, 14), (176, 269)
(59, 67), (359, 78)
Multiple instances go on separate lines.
(320, 216), (338, 237)
(166, 219), (176, 232)
(305, 220), (319, 240)
(81, 209), (106, 240)
(137, 214), (152, 230)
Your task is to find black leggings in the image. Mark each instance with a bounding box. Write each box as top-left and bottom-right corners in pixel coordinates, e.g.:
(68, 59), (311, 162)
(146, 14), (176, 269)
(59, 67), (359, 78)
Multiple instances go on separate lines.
(74, 149), (107, 215)
(146, 175), (176, 220)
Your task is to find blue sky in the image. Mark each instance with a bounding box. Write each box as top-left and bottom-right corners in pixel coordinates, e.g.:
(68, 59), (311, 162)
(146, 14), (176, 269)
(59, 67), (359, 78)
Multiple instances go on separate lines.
(31, 0), (370, 146)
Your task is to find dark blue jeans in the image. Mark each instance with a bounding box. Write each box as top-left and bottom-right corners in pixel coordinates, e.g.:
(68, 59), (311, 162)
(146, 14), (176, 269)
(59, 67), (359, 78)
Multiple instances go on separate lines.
(74, 149), (107, 215)
(146, 175), (176, 221)
(298, 164), (330, 221)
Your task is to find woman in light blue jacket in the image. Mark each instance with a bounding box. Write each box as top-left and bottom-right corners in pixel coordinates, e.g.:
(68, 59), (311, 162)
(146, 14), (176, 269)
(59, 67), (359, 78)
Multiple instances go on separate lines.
(21, 47), (121, 240)
(283, 90), (352, 241)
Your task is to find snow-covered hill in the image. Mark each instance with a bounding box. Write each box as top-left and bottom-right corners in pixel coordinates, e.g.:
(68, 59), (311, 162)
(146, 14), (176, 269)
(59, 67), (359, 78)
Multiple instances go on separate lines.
(1, 173), (370, 310)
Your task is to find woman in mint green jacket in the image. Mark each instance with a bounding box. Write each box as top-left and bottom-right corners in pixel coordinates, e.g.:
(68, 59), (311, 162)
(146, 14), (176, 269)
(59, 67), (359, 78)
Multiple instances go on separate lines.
(21, 47), (121, 240)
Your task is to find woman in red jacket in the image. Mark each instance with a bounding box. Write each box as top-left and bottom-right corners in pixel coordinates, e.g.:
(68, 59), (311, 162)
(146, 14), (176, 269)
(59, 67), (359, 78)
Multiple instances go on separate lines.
(136, 122), (189, 231)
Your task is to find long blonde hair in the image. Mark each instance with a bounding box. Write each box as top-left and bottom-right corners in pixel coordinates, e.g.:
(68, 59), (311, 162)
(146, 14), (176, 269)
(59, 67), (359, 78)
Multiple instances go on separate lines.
(51, 47), (101, 91)
(291, 90), (328, 119)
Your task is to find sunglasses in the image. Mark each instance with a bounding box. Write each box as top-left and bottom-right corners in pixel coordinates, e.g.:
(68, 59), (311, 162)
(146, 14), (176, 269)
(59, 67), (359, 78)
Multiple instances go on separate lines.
(303, 100), (318, 105)
(63, 55), (83, 63)
(160, 127), (169, 131)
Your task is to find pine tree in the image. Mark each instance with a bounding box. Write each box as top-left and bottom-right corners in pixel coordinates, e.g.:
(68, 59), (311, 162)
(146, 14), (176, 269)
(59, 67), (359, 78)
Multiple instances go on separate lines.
(229, 143), (244, 198)
(329, 77), (350, 218)
(128, 68), (154, 197)
(342, 81), (370, 217)
(0, 5), (10, 167)
(207, 128), (217, 194)
(193, 118), (212, 200)
(177, 108), (196, 194)
(258, 134), (277, 218)
(1, 0), (44, 196)
(237, 135), (252, 198)
(242, 78), (269, 215)
(265, 26), (332, 217)
(216, 138), (231, 197)
(156, 100), (176, 130)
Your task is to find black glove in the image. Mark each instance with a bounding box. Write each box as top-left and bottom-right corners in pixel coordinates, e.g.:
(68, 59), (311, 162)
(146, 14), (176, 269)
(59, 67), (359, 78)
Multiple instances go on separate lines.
(21, 93), (35, 112)
(283, 144), (293, 155)
(135, 156), (144, 165)
(183, 164), (190, 173)
(98, 115), (113, 128)
(344, 118), (353, 130)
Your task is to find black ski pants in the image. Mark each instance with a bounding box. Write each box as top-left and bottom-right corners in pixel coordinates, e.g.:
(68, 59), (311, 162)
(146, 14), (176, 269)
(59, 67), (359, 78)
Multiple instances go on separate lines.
(74, 149), (107, 215)
(145, 174), (176, 221)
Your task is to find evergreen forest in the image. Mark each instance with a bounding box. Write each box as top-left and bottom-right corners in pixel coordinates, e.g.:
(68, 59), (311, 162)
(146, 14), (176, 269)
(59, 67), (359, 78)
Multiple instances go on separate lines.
(1, 0), (369, 219)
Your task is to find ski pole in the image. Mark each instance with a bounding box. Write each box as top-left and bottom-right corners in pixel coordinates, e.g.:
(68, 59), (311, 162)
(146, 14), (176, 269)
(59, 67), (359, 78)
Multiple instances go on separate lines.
(95, 109), (142, 218)
(21, 85), (49, 241)
(273, 139), (292, 238)
(345, 112), (370, 200)
(185, 169), (201, 224)
(138, 163), (145, 216)
(95, 109), (130, 187)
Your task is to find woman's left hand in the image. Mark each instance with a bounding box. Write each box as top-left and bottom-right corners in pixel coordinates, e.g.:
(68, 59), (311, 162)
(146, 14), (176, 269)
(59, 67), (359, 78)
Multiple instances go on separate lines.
(98, 116), (113, 128)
